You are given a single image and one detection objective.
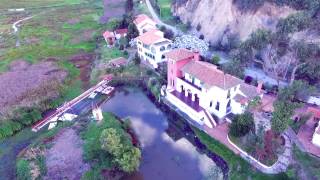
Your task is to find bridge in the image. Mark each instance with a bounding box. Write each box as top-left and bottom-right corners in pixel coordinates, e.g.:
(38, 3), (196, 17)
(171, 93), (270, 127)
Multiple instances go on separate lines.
(32, 75), (113, 132)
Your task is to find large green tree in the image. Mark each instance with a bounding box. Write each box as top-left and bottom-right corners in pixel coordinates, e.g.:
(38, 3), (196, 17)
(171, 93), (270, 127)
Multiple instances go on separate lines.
(100, 128), (141, 173)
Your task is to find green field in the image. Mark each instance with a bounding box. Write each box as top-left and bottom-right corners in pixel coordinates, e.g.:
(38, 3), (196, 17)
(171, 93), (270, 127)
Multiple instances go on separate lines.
(158, 0), (171, 20)
(0, 0), (84, 9)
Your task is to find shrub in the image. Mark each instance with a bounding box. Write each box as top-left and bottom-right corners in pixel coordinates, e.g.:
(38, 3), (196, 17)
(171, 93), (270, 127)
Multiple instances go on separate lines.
(211, 55), (220, 65)
(196, 24), (201, 31)
(133, 53), (141, 65)
(16, 159), (31, 180)
(229, 112), (254, 137)
(277, 12), (311, 34)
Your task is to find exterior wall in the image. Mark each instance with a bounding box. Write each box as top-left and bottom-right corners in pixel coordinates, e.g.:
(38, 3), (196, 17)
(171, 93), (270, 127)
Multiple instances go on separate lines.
(166, 90), (205, 125)
(167, 56), (194, 88)
(137, 39), (172, 68)
(231, 101), (245, 115)
(115, 33), (127, 40)
(312, 124), (320, 147)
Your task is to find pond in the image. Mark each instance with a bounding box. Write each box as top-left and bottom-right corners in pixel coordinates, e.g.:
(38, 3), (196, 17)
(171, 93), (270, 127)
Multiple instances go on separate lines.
(101, 87), (224, 180)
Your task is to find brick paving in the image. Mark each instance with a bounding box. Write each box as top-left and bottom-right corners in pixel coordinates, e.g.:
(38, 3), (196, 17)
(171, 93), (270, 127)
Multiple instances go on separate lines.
(297, 117), (320, 157)
(203, 123), (240, 155)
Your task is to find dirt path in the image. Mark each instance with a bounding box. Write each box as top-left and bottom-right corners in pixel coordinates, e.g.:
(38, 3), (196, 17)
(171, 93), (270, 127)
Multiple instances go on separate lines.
(44, 128), (89, 180)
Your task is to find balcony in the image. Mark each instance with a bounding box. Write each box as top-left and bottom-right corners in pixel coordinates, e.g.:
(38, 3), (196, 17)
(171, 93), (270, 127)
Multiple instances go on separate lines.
(180, 77), (201, 91)
(170, 90), (202, 112)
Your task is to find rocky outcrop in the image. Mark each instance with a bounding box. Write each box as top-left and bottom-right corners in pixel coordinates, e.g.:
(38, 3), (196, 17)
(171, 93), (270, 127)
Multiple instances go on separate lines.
(172, 0), (296, 45)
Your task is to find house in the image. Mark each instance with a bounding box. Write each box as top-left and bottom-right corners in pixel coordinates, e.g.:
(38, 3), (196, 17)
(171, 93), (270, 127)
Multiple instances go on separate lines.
(114, 28), (128, 39)
(133, 14), (157, 35)
(165, 48), (263, 128)
(103, 31), (116, 46)
(136, 29), (172, 68)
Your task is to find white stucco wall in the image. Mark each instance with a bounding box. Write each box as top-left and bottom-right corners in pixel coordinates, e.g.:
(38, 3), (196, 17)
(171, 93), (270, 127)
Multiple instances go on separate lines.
(136, 39), (172, 68)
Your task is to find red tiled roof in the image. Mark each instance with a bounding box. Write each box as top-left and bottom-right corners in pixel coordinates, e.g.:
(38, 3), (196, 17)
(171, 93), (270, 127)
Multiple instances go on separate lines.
(164, 48), (195, 62)
(115, 28), (128, 35)
(134, 14), (155, 25)
(136, 29), (163, 45)
(233, 94), (248, 104)
(181, 61), (243, 89)
(103, 31), (114, 38)
(240, 83), (260, 99)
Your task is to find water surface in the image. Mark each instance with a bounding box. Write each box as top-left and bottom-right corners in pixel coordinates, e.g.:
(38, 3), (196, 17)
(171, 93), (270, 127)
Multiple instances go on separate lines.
(101, 87), (223, 180)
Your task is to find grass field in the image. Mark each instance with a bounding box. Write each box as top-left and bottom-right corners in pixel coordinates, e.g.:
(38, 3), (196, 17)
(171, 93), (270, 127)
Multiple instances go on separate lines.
(0, 0), (85, 9)
(158, 0), (171, 20)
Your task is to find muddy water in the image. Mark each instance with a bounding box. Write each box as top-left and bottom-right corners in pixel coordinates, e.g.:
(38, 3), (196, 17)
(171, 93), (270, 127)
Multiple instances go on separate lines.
(101, 87), (224, 180)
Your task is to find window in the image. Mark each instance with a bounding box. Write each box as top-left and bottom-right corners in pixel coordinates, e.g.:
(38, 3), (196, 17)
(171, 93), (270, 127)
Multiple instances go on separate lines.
(160, 46), (165, 51)
(227, 90), (230, 99)
(226, 100), (231, 112)
(210, 101), (212, 107)
(215, 102), (220, 111)
(162, 55), (165, 59)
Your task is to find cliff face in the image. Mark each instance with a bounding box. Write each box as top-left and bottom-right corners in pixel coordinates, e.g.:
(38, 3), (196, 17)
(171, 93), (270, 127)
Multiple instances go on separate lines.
(172, 0), (296, 44)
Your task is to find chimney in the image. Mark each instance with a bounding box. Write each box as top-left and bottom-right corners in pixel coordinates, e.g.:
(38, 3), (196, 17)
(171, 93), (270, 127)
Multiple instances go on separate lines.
(256, 80), (263, 94)
(193, 50), (200, 61)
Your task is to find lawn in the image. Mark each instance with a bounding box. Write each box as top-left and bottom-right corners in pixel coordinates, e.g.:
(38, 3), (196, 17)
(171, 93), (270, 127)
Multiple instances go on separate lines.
(292, 145), (320, 179)
(193, 128), (289, 180)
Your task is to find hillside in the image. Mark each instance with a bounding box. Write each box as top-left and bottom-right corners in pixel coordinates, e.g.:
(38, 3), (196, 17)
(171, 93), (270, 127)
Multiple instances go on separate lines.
(172, 0), (296, 45)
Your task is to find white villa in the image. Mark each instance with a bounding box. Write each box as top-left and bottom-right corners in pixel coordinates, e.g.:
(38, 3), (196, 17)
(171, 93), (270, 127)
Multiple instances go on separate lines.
(136, 29), (172, 68)
(165, 48), (263, 128)
(133, 14), (157, 35)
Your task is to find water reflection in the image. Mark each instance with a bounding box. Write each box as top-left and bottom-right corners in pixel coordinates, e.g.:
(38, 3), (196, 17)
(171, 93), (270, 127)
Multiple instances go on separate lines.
(101, 87), (223, 180)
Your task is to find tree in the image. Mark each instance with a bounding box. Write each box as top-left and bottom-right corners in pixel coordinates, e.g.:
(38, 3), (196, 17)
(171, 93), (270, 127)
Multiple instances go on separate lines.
(229, 112), (255, 137)
(106, 18), (120, 31)
(271, 100), (297, 134)
(211, 55), (220, 65)
(133, 53), (141, 65)
(278, 80), (315, 102)
(222, 59), (244, 78)
(100, 128), (124, 156)
(125, 0), (134, 13)
(115, 146), (141, 172)
(127, 23), (139, 41)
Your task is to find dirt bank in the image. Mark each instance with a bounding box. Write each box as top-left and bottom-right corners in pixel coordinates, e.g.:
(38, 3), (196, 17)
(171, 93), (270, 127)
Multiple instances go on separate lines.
(69, 53), (95, 88)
